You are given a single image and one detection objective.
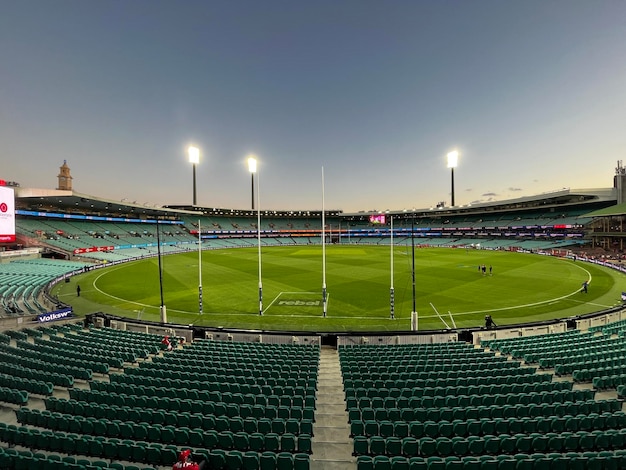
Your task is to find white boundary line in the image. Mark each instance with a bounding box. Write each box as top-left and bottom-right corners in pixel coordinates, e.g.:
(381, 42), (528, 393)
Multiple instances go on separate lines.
(436, 262), (598, 320)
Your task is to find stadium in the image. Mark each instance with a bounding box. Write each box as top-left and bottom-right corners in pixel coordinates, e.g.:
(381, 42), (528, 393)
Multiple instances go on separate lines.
(2, 159), (626, 470)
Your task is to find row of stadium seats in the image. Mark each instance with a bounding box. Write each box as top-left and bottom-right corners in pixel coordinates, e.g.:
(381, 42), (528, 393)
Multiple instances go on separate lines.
(0, 356), (74, 387)
(40, 335), (142, 365)
(343, 368), (542, 389)
(346, 398), (621, 423)
(16, 407), (312, 453)
(343, 361), (522, 376)
(341, 354), (511, 369)
(0, 371), (53, 396)
(171, 346), (320, 363)
(16, 339), (111, 373)
(345, 388), (593, 409)
(83, 326), (162, 350)
(346, 380), (570, 401)
(344, 365), (537, 384)
(47, 331), (156, 360)
(118, 369), (317, 394)
(140, 359), (317, 380)
(0, 385), (28, 405)
(356, 451), (626, 470)
(69, 389), (315, 421)
(481, 329), (585, 353)
(555, 354), (626, 376)
(0, 446), (155, 470)
(353, 428), (626, 457)
(0, 422), (310, 469)
(86, 381), (316, 409)
(349, 411), (626, 439)
(37, 401), (315, 435)
(0, 346), (93, 380)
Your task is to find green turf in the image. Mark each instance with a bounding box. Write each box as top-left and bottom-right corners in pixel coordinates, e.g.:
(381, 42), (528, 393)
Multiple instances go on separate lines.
(52, 245), (626, 332)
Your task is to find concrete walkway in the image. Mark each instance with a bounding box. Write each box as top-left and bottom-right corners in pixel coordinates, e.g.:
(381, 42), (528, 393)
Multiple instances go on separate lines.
(310, 346), (355, 470)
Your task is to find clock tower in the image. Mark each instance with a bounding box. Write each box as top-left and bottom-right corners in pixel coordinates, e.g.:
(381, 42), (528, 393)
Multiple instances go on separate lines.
(57, 160), (73, 191)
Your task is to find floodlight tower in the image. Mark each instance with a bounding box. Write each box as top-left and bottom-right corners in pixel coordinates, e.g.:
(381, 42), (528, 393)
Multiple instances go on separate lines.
(248, 155), (263, 315)
(248, 156), (257, 210)
(447, 150), (459, 207)
(188, 146), (200, 206)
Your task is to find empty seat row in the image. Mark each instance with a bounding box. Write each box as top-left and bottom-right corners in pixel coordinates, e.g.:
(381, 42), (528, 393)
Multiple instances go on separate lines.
(114, 371), (317, 396)
(343, 369), (546, 390)
(0, 371), (53, 396)
(354, 429), (626, 457)
(347, 398), (619, 423)
(349, 411), (626, 439)
(356, 450), (626, 470)
(23, 406), (315, 437)
(0, 347), (92, 380)
(346, 381), (570, 402)
(69, 389), (315, 422)
(346, 388), (593, 409)
(91, 380), (316, 406)
(0, 360), (74, 387)
(0, 447), (156, 470)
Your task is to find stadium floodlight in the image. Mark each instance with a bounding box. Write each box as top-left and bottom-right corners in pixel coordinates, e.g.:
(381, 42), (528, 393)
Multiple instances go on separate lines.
(249, 155), (262, 315)
(447, 150), (459, 207)
(188, 146), (200, 206)
(198, 219), (203, 314)
(248, 155), (257, 210)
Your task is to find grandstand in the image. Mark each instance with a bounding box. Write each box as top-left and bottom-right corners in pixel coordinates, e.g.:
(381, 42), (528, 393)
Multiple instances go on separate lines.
(2, 177), (626, 469)
(0, 185), (614, 324)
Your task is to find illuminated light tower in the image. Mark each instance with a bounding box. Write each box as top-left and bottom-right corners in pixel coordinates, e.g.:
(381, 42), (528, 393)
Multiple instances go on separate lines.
(248, 156), (257, 210)
(447, 150), (459, 207)
(248, 155), (263, 315)
(188, 146), (200, 206)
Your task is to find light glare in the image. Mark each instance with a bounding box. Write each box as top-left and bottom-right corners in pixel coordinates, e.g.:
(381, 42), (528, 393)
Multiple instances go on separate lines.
(447, 150), (459, 168)
(188, 146), (200, 164)
(248, 155), (257, 173)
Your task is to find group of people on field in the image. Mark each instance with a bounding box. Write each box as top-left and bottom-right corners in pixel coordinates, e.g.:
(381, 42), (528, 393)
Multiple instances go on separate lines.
(478, 264), (493, 275)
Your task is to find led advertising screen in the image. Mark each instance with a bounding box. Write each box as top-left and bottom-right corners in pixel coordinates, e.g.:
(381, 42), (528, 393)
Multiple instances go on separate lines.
(0, 186), (15, 243)
(369, 214), (386, 225)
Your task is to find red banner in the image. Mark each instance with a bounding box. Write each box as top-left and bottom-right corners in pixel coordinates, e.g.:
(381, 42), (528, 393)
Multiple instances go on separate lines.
(73, 246), (114, 254)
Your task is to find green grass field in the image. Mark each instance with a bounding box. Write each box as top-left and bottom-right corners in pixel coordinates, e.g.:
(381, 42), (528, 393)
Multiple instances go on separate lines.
(53, 245), (626, 332)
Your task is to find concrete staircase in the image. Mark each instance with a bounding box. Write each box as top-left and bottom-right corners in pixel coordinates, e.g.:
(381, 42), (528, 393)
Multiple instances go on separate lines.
(311, 346), (356, 469)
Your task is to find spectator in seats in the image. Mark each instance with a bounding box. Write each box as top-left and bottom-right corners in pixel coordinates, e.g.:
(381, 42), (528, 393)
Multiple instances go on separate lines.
(173, 449), (205, 470)
(161, 335), (173, 351)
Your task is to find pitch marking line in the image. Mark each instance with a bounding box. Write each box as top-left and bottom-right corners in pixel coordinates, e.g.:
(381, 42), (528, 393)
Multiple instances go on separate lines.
(90, 267), (204, 316)
(431, 261), (597, 320)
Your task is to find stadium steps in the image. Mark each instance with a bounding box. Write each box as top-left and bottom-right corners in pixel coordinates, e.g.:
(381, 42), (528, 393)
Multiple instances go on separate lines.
(311, 346), (355, 469)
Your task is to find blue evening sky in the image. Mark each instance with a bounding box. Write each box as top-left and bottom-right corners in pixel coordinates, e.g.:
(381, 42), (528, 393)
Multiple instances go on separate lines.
(1, 1), (625, 212)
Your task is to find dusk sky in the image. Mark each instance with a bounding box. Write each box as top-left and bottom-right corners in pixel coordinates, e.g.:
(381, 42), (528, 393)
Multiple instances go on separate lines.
(1, 1), (625, 213)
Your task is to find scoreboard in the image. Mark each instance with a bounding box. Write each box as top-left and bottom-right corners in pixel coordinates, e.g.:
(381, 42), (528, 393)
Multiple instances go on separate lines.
(0, 185), (16, 243)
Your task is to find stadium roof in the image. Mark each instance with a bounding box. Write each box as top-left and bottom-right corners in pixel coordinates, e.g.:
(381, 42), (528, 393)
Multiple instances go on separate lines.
(582, 202), (626, 218)
(15, 186), (616, 220)
(344, 187), (616, 218)
(15, 188), (196, 217)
